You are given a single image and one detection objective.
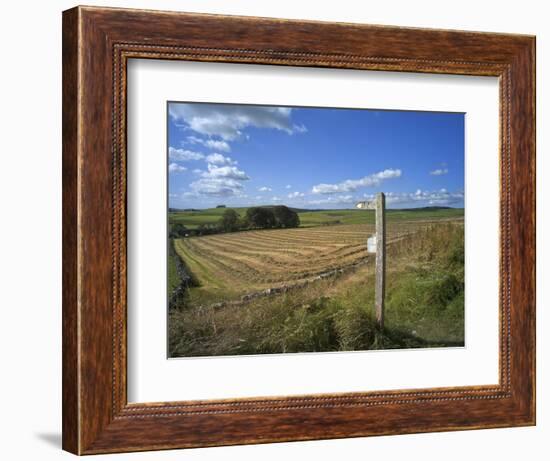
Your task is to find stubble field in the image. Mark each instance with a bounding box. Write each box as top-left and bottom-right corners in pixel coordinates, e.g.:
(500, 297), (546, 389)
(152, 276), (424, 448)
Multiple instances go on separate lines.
(169, 208), (465, 357)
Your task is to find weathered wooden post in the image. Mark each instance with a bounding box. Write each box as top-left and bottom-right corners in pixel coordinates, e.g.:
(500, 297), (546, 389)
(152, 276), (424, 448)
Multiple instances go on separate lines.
(374, 193), (386, 329)
(356, 192), (386, 330)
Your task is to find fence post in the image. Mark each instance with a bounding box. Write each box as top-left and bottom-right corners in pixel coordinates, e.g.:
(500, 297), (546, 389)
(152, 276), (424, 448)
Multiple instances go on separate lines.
(375, 192), (386, 330)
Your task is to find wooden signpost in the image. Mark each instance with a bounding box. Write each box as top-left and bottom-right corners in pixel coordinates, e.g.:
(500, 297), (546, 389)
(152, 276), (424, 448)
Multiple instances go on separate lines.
(356, 192), (386, 329)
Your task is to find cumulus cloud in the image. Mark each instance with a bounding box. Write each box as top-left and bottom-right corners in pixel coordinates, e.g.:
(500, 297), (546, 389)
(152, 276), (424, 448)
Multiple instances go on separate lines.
(205, 153), (237, 165)
(182, 191), (199, 198)
(430, 168), (449, 176)
(190, 178), (246, 197)
(288, 191), (305, 199)
(168, 147), (204, 161)
(168, 163), (187, 173)
(258, 186), (272, 192)
(285, 184), (292, 189)
(206, 139), (231, 152)
(307, 195), (355, 206)
(272, 196), (282, 202)
(202, 164), (249, 180)
(187, 163), (250, 197)
(303, 189), (463, 209)
(169, 103), (306, 140)
(375, 189), (463, 207)
(312, 169), (402, 194)
(187, 136), (232, 153)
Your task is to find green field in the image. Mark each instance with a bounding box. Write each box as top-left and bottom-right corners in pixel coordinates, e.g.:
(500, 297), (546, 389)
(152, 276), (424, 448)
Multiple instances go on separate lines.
(169, 206), (464, 229)
(168, 207), (465, 357)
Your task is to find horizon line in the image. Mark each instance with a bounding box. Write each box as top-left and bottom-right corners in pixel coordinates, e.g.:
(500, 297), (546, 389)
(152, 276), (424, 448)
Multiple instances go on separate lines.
(168, 205), (465, 211)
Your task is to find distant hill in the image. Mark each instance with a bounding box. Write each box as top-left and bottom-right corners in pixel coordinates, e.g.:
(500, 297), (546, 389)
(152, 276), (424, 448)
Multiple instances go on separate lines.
(390, 206), (456, 212)
(169, 207), (202, 212)
(169, 205), (464, 229)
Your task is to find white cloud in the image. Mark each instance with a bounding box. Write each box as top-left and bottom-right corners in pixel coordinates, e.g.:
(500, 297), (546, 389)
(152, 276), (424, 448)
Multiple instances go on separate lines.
(187, 136), (232, 153)
(312, 169), (402, 194)
(307, 195), (355, 206)
(381, 189), (464, 207)
(288, 191), (305, 199)
(168, 163), (187, 173)
(258, 186), (272, 192)
(202, 164), (249, 180)
(187, 163), (250, 197)
(205, 139), (231, 152)
(190, 178), (246, 197)
(192, 169), (203, 174)
(430, 168), (449, 176)
(169, 103), (307, 140)
(205, 153), (237, 165)
(272, 196), (282, 202)
(168, 147), (204, 161)
(285, 184), (292, 189)
(186, 135), (202, 144)
(300, 189), (464, 209)
(182, 191), (199, 198)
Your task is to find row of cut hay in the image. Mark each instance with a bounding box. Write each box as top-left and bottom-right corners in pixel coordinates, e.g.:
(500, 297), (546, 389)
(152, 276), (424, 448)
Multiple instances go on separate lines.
(180, 239), (365, 286)
(176, 226), (421, 295)
(175, 220), (464, 305)
(176, 239), (260, 288)
(189, 238), (369, 274)
(182, 232), (368, 282)
(189, 235), (366, 266)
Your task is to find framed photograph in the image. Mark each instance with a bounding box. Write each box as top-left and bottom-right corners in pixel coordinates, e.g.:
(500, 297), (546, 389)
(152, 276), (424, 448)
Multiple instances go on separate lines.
(62, 6), (535, 455)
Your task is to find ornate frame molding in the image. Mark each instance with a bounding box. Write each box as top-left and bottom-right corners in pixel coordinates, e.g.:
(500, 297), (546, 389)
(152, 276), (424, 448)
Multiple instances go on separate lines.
(63, 6), (535, 454)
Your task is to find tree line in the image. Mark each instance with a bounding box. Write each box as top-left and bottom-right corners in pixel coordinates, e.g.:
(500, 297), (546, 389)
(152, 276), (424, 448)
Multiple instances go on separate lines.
(170, 206), (300, 238)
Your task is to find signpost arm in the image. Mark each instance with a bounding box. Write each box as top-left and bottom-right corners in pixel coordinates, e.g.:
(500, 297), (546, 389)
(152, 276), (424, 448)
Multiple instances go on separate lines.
(375, 192), (386, 329)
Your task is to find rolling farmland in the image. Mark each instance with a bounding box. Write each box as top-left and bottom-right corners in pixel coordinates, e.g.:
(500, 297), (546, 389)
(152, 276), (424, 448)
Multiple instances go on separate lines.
(169, 206), (464, 229)
(173, 221), (442, 306)
(169, 208), (465, 357)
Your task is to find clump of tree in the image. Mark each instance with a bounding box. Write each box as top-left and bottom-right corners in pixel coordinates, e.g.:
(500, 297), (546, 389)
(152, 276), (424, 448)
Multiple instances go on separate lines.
(245, 206), (300, 229)
(214, 206), (300, 234)
(272, 205), (300, 228)
(219, 209), (240, 232)
(245, 207), (277, 229)
(195, 223), (219, 236)
(171, 206), (301, 238)
(169, 223), (188, 238)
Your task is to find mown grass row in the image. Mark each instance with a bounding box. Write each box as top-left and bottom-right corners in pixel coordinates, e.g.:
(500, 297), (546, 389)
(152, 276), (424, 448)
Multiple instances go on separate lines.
(173, 222), (423, 304)
(173, 220), (455, 306)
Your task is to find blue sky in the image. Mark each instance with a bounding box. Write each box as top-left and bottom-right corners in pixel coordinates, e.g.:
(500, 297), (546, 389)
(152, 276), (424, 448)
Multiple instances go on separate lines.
(167, 102), (464, 209)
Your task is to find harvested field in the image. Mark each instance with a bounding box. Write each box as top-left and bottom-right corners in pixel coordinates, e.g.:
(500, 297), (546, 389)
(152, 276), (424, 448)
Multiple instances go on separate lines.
(172, 219), (461, 307)
(169, 219), (465, 357)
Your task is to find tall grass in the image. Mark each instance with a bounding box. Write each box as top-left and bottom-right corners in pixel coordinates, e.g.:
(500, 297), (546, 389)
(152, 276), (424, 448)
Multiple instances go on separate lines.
(169, 222), (464, 357)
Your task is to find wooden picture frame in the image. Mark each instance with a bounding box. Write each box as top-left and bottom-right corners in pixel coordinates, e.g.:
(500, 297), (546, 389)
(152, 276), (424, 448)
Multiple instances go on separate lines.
(62, 5), (535, 455)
